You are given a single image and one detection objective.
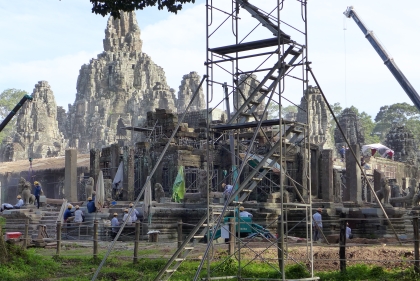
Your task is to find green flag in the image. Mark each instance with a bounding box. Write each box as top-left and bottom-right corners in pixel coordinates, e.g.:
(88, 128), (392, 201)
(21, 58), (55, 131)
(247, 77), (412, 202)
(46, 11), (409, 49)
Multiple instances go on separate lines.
(172, 166), (185, 203)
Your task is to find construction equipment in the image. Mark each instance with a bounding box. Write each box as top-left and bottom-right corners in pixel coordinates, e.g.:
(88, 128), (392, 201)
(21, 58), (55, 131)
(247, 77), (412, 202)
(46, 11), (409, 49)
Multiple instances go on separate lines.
(0, 94), (32, 132)
(344, 6), (420, 111)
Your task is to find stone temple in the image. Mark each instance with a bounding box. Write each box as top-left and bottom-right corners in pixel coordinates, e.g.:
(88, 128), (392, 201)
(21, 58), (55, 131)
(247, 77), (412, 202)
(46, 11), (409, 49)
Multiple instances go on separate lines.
(0, 12), (206, 160)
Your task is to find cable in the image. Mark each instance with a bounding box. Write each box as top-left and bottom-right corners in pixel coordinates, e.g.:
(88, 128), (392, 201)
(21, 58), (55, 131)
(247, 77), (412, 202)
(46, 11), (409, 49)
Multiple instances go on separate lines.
(343, 15), (348, 108)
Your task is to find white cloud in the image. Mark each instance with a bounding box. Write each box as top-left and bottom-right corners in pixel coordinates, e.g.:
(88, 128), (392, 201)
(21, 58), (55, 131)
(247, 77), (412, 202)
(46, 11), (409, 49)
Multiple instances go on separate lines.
(0, 51), (100, 108)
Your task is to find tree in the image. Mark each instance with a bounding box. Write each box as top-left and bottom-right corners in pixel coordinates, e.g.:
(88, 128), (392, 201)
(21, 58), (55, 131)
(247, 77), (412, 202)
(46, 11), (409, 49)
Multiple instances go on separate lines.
(331, 104), (379, 144)
(0, 89), (28, 143)
(90, 0), (196, 18)
(373, 102), (420, 141)
(267, 103), (297, 119)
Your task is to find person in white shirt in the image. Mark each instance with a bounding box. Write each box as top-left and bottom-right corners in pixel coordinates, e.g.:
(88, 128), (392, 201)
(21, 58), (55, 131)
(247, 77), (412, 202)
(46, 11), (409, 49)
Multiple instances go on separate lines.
(239, 206), (253, 218)
(123, 209), (133, 226)
(222, 183), (233, 200)
(1, 203), (14, 212)
(111, 213), (120, 239)
(312, 208), (323, 242)
(74, 205), (84, 223)
(129, 203), (139, 222)
(346, 222), (353, 239)
(14, 195), (24, 209)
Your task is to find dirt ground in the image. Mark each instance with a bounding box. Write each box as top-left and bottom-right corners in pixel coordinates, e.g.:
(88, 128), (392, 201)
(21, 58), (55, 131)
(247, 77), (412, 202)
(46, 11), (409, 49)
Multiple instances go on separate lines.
(50, 237), (417, 272)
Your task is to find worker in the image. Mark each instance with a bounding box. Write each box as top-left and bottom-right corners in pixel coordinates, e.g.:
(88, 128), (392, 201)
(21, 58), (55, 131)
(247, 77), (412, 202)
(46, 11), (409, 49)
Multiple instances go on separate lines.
(14, 195), (24, 209)
(313, 208), (323, 242)
(34, 181), (42, 209)
(63, 204), (74, 223)
(222, 183), (233, 200)
(0, 203), (14, 212)
(129, 203), (139, 222)
(1, 195), (24, 212)
(111, 213), (120, 239)
(239, 206), (253, 218)
(87, 191), (97, 213)
(346, 222), (353, 239)
(74, 205), (84, 223)
(122, 209), (133, 226)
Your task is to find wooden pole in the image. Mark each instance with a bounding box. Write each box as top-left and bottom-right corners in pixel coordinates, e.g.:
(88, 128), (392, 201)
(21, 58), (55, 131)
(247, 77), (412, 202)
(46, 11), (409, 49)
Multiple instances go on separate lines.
(277, 215), (283, 270)
(56, 221), (61, 257)
(339, 213), (347, 273)
(228, 218), (235, 255)
(23, 218), (29, 249)
(413, 216), (419, 273)
(134, 221), (140, 264)
(93, 220), (98, 260)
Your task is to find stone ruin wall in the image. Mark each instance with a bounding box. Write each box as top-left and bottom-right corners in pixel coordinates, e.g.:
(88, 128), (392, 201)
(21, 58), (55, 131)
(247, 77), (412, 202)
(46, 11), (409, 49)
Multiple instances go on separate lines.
(0, 166), (89, 205)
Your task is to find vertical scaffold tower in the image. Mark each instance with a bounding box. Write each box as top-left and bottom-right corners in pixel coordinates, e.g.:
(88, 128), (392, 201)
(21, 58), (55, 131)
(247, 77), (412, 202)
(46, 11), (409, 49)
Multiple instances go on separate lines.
(153, 1), (317, 280)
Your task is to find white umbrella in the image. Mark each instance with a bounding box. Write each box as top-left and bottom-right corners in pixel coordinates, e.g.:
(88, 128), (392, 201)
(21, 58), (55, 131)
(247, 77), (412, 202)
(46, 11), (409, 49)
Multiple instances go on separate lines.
(95, 170), (105, 210)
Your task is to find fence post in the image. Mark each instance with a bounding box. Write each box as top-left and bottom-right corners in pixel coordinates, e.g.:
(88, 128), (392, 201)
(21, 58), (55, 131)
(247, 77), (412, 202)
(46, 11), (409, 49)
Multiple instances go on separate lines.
(413, 216), (419, 273)
(228, 218), (235, 255)
(23, 218), (29, 249)
(56, 221), (61, 256)
(277, 215), (283, 270)
(93, 220), (98, 260)
(134, 221), (140, 264)
(339, 213), (347, 273)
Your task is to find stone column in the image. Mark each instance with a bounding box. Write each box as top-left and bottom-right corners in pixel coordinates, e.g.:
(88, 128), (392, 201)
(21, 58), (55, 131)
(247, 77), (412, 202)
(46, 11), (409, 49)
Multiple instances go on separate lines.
(321, 149), (334, 202)
(374, 169), (382, 193)
(110, 144), (120, 180)
(90, 149), (100, 181)
(310, 148), (319, 198)
(345, 144), (362, 204)
(333, 169), (342, 203)
(123, 146), (135, 201)
(64, 148), (78, 202)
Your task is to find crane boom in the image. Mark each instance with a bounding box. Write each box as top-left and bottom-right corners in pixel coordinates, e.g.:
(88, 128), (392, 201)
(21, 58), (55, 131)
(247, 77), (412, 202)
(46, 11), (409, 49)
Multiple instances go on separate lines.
(0, 94), (33, 132)
(344, 6), (420, 111)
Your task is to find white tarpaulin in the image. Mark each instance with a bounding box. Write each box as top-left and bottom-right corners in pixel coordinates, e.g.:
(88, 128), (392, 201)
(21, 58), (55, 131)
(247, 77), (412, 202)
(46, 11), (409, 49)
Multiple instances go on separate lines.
(95, 170), (105, 210)
(113, 162), (123, 189)
(362, 143), (394, 158)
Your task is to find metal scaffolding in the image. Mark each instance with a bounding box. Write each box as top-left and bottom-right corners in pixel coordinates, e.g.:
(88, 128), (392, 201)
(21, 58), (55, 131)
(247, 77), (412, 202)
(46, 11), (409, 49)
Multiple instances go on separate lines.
(153, 1), (316, 280)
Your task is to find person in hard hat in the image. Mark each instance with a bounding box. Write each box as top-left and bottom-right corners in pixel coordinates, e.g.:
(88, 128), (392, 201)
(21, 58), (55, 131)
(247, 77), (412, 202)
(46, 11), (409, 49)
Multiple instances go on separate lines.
(74, 205), (84, 223)
(1, 195), (24, 212)
(313, 208), (323, 242)
(239, 206), (253, 218)
(33, 181), (42, 209)
(111, 213), (120, 239)
(64, 204), (74, 223)
(122, 209), (133, 226)
(129, 203), (139, 222)
(87, 191), (97, 213)
(14, 195), (24, 209)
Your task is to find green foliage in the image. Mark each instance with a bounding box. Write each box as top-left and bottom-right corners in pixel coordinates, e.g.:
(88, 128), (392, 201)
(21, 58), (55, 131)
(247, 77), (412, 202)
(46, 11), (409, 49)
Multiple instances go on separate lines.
(373, 102), (420, 141)
(90, 0), (196, 18)
(0, 89), (28, 144)
(285, 263), (311, 279)
(267, 103), (297, 119)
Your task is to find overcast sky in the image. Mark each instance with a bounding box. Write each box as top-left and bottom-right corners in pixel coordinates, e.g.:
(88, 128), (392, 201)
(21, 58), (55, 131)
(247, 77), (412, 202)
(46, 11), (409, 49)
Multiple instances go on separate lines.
(0, 0), (419, 119)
